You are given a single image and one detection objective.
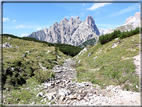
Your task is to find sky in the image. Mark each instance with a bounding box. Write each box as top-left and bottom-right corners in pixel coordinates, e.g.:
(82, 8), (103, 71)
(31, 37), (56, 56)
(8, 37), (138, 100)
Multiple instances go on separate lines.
(3, 2), (140, 37)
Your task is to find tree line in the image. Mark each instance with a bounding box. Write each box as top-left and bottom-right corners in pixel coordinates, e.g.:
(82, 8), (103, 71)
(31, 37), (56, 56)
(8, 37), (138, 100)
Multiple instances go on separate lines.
(99, 27), (140, 45)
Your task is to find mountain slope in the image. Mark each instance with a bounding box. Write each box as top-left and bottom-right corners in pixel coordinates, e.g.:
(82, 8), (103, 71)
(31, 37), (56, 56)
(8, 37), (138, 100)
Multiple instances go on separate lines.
(28, 16), (100, 46)
(78, 37), (99, 48)
(109, 12), (140, 33)
(74, 33), (140, 92)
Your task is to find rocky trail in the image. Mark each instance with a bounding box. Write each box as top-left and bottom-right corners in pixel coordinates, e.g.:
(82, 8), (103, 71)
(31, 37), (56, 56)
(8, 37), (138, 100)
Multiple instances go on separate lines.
(35, 58), (140, 105)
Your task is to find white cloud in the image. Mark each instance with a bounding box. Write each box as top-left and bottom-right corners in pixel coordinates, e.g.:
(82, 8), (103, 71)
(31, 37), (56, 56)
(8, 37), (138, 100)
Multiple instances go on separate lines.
(21, 33), (28, 37)
(87, 3), (111, 10)
(15, 25), (26, 28)
(109, 3), (139, 18)
(12, 20), (16, 22)
(15, 25), (32, 29)
(83, 3), (85, 6)
(3, 17), (10, 22)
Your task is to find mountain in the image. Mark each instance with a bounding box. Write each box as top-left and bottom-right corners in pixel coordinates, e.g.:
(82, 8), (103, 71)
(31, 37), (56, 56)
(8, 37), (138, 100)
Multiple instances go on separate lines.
(109, 12), (140, 33)
(99, 28), (113, 35)
(78, 12), (140, 48)
(28, 16), (100, 46)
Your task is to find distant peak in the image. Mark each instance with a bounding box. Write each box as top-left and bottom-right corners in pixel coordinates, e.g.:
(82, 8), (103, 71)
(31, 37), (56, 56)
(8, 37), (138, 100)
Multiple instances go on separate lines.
(53, 22), (58, 26)
(76, 16), (80, 19)
(86, 15), (93, 19)
(134, 12), (140, 18)
(86, 15), (95, 24)
(70, 17), (73, 20)
(63, 17), (68, 21)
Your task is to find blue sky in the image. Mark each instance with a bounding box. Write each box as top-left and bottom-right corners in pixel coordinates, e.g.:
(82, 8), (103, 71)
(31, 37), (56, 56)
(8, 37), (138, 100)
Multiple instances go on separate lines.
(3, 2), (140, 37)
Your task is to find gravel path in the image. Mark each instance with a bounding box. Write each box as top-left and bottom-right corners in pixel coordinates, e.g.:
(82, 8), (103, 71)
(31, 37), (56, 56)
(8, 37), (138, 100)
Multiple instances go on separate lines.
(34, 58), (140, 105)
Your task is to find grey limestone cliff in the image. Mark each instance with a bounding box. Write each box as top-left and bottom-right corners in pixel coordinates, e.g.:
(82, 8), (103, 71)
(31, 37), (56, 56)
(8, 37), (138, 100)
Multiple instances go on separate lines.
(28, 15), (100, 46)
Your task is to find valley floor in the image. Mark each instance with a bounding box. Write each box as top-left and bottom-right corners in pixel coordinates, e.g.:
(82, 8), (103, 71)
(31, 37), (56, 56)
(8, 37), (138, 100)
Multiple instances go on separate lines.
(28, 58), (140, 105)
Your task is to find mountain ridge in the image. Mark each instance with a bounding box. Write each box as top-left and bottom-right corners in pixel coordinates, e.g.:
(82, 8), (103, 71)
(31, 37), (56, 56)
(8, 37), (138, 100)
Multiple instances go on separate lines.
(28, 15), (100, 46)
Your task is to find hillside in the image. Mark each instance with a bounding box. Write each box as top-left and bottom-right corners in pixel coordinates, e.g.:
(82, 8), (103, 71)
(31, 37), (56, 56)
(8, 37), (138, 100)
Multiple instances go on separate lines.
(2, 33), (140, 105)
(2, 35), (71, 104)
(74, 33), (140, 92)
(3, 34), (82, 57)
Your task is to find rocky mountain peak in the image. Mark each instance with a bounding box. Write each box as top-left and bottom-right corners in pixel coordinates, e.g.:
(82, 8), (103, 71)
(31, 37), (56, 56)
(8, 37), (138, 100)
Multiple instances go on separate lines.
(76, 16), (80, 19)
(76, 16), (82, 24)
(43, 28), (48, 35)
(86, 15), (95, 25)
(28, 15), (100, 46)
(63, 17), (68, 21)
(69, 17), (74, 25)
(125, 12), (140, 24)
(53, 22), (58, 27)
(134, 12), (140, 20)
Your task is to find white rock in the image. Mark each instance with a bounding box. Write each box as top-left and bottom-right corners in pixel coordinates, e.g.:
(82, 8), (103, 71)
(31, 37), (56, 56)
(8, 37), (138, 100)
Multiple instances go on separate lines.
(31, 102), (36, 105)
(45, 92), (56, 100)
(78, 59), (81, 64)
(44, 83), (51, 87)
(93, 56), (98, 60)
(36, 92), (44, 97)
(59, 89), (69, 96)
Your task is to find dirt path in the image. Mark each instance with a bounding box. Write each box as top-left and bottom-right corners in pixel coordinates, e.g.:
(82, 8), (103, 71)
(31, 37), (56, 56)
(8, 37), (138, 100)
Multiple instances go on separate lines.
(133, 54), (140, 77)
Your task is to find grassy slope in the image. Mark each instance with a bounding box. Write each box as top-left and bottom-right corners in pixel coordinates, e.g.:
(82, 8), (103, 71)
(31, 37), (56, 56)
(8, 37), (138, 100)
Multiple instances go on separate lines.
(74, 34), (140, 92)
(2, 36), (68, 104)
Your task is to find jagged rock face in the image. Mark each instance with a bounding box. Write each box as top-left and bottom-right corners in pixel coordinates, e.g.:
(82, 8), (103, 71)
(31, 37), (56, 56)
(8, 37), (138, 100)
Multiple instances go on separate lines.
(70, 16), (100, 46)
(28, 16), (100, 46)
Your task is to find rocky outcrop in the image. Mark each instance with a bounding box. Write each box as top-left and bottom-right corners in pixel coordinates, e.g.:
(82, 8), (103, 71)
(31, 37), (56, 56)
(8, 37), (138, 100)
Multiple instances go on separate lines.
(3, 42), (12, 48)
(28, 16), (100, 46)
(109, 12), (140, 33)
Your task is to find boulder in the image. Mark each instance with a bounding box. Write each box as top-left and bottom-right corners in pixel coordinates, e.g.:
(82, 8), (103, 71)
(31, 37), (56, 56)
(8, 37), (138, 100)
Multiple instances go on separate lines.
(88, 53), (91, 57)
(22, 54), (26, 58)
(3, 42), (12, 48)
